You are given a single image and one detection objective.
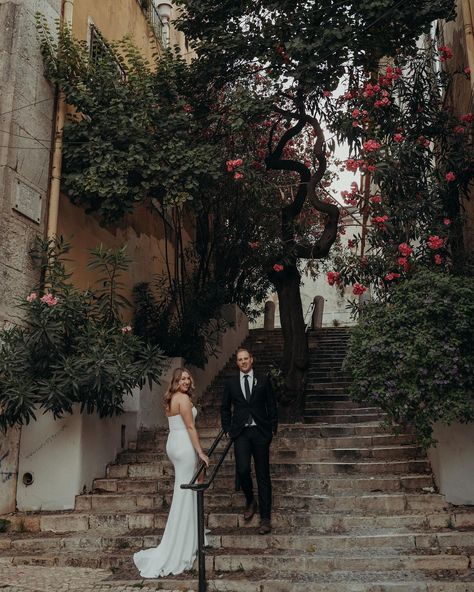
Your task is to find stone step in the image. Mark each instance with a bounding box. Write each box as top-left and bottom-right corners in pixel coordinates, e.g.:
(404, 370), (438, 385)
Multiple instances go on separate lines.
(82, 574), (474, 592)
(134, 433), (417, 453)
(7, 495), (466, 535)
(11, 506), (471, 535)
(106, 458), (431, 480)
(304, 406), (381, 414)
(6, 548), (474, 580)
(94, 472), (434, 498)
(303, 413), (387, 423)
(4, 529), (474, 557)
(72, 490), (445, 515)
(116, 445), (424, 464)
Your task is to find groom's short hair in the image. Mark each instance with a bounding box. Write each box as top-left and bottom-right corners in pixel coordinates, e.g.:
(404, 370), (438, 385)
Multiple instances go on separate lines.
(236, 347), (252, 357)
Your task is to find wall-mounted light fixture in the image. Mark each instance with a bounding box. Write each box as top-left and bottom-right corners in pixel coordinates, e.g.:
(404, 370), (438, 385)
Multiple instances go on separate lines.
(156, 2), (172, 46)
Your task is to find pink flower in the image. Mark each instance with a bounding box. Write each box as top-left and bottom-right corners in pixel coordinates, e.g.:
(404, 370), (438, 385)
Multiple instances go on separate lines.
(352, 283), (367, 296)
(323, 90), (332, 97)
(40, 293), (58, 307)
(398, 257), (410, 271)
(273, 264), (284, 272)
(427, 235), (444, 250)
(438, 45), (453, 61)
(464, 67), (471, 76)
(445, 171), (456, 182)
(234, 172), (244, 180)
(398, 243), (413, 257)
(372, 215), (389, 230)
(461, 113), (473, 123)
(443, 218), (451, 226)
(366, 164), (377, 173)
(384, 272), (401, 281)
(352, 109), (361, 118)
(453, 125), (465, 134)
(434, 254), (443, 265)
(363, 139), (381, 153)
(327, 271), (341, 286)
(248, 242), (259, 249)
(121, 325), (132, 333)
(352, 121), (360, 128)
(345, 159), (361, 172)
(370, 194), (382, 204)
(393, 133), (403, 143)
(226, 158), (243, 172)
(26, 292), (37, 303)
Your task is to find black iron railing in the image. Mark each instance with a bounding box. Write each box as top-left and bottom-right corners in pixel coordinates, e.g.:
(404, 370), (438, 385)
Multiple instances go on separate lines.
(181, 429), (233, 592)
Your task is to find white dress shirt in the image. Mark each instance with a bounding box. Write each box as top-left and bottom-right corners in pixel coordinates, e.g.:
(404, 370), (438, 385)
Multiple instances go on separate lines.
(240, 370), (256, 426)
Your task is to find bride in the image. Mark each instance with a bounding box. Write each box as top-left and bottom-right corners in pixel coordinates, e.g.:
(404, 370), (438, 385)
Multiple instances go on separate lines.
(133, 367), (210, 578)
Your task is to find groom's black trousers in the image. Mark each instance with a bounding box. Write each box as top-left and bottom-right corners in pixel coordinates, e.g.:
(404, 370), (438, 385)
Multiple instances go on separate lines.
(233, 426), (272, 520)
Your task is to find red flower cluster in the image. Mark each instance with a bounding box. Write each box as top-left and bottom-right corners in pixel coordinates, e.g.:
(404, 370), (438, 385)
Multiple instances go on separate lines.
(398, 243), (413, 257)
(363, 139), (381, 153)
(327, 271), (341, 286)
(372, 215), (389, 230)
(398, 257), (410, 271)
(384, 272), (401, 281)
(273, 263), (284, 272)
(226, 158), (243, 171)
(393, 133), (404, 143)
(417, 135), (430, 149)
(352, 283), (367, 296)
(445, 171), (456, 182)
(370, 194), (382, 204)
(461, 113), (473, 123)
(438, 45), (453, 62)
(434, 254), (443, 265)
(443, 218), (451, 226)
(427, 235), (444, 250)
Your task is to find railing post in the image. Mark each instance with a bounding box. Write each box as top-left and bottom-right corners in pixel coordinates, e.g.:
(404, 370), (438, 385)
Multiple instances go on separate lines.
(197, 489), (206, 592)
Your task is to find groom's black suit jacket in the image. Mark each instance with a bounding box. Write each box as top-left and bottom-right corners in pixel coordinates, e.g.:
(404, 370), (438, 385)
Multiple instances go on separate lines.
(221, 372), (278, 440)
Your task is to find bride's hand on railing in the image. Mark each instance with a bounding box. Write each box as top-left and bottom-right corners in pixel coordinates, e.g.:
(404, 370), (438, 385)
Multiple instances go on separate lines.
(198, 451), (210, 468)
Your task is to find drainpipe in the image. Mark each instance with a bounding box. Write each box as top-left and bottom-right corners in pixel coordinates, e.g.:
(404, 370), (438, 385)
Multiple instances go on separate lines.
(46, 0), (74, 239)
(461, 0), (474, 85)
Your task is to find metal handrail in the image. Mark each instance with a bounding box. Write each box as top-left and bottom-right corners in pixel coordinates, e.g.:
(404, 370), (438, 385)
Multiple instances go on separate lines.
(181, 428), (233, 592)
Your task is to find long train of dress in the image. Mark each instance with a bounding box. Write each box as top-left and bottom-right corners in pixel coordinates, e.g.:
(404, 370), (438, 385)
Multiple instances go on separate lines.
(133, 408), (199, 578)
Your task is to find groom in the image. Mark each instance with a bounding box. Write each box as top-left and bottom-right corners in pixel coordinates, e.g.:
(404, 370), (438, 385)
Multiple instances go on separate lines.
(221, 347), (278, 534)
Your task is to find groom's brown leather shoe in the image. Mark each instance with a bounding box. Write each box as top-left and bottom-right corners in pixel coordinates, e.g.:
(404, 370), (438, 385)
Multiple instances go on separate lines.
(259, 519), (271, 535)
(244, 499), (257, 521)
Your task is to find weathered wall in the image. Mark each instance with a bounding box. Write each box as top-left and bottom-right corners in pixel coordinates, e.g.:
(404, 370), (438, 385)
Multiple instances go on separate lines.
(16, 401), (139, 511)
(0, 0), (61, 514)
(428, 422), (474, 505)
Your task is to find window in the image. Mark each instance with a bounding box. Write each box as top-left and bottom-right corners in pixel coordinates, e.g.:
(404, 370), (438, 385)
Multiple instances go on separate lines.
(89, 24), (126, 79)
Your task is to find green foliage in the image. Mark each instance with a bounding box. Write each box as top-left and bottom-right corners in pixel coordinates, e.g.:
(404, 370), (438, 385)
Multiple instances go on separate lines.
(133, 276), (228, 369)
(175, 0), (455, 96)
(0, 238), (166, 432)
(345, 270), (474, 447)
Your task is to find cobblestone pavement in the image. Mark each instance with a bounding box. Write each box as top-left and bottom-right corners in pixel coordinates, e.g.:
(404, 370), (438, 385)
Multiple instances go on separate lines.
(0, 559), (189, 592)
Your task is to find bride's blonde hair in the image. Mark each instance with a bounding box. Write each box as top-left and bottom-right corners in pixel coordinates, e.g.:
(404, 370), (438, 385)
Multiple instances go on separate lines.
(164, 367), (195, 411)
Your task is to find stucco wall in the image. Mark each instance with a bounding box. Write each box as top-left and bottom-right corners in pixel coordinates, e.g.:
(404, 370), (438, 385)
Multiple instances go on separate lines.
(428, 422), (474, 505)
(16, 400), (139, 511)
(0, 0), (61, 514)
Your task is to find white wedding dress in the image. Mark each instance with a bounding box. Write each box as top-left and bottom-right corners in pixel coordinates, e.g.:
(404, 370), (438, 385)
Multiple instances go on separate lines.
(134, 407), (200, 578)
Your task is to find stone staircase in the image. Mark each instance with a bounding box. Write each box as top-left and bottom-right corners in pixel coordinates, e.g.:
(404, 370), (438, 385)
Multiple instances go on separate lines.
(1, 327), (474, 591)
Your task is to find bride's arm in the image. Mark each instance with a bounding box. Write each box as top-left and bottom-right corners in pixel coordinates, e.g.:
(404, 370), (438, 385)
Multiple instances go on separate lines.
(179, 396), (210, 467)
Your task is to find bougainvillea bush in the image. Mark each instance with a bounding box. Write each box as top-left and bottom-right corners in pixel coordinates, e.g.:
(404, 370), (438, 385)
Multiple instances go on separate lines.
(0, 238), (166, 432)
(344, 270), (474, 447)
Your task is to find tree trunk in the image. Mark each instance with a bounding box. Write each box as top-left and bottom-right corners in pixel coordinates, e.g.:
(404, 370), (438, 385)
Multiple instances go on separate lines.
(274, 265), (308, 422)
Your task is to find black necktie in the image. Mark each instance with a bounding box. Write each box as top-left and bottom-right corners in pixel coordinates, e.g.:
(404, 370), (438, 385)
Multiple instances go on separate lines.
(243, 374), (251, 401)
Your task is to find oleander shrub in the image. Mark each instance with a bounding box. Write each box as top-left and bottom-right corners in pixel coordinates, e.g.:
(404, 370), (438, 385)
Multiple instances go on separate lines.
(345, 270), (474, 447)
